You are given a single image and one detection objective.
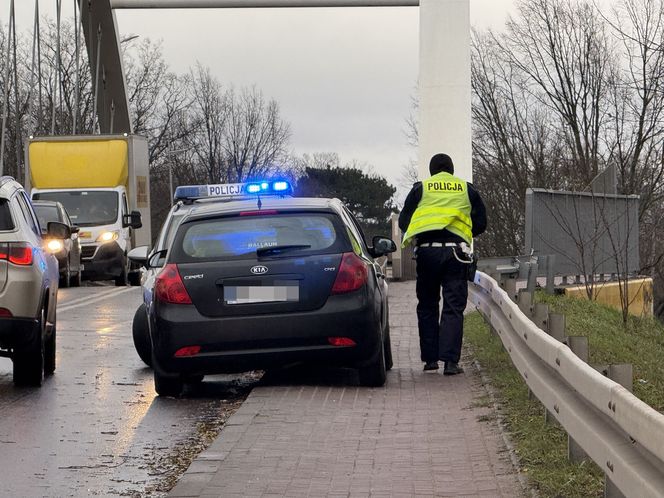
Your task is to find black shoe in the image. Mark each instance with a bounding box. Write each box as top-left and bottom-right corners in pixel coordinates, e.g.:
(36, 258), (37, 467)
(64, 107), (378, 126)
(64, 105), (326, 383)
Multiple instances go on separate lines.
(423, 361), (439, 371)
(443, 362), (464, 375)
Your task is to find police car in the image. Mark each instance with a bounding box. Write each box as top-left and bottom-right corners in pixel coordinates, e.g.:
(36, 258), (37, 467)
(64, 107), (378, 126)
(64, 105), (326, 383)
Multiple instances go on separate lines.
(129, 181), (396, 396)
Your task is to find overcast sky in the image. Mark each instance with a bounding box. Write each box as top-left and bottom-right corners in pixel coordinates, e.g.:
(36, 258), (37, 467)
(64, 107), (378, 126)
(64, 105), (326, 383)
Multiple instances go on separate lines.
(11, 1), (518, 191)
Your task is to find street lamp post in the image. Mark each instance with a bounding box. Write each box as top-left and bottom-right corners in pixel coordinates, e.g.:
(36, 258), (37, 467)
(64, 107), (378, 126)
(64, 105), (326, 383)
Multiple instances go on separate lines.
(165, 147), (191, 206)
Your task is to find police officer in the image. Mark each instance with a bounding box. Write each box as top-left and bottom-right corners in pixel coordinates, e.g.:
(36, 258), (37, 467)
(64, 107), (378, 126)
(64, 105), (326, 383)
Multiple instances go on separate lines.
(399, 153), (487, 374)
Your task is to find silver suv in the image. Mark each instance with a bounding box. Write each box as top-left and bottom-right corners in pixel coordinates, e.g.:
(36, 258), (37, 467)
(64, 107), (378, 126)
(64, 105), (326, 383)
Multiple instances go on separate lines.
(0, 177), (70, 386)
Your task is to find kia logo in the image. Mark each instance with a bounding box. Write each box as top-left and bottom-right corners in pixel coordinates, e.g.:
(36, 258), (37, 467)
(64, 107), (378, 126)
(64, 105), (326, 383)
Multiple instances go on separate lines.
(250, 265), (269, 275)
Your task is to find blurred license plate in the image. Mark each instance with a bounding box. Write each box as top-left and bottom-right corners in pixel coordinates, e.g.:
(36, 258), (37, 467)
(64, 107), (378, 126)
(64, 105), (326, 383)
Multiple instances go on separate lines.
(225, 285), (299, 305)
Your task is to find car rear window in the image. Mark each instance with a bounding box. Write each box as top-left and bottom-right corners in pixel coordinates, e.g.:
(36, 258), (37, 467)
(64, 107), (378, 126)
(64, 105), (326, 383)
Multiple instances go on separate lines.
(0, 199), (14, 231)
(172, 212), (348, 262)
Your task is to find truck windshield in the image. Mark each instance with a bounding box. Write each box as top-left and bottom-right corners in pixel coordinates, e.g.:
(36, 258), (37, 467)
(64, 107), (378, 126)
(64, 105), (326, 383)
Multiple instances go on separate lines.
(33, 191), (118, 227)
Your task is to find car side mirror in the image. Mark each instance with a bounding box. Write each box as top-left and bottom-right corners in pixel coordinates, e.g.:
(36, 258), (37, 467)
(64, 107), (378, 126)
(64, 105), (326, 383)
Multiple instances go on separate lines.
(147, 249), (168, 269)
(123, 211), (142, 229)
(47, 221), (71, 240)
(371, 236), (397, 257)
(128, 245), (150, 267)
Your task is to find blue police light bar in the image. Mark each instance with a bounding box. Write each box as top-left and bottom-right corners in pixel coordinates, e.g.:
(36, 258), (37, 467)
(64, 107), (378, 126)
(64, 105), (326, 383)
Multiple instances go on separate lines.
(174, 180), (293, 202)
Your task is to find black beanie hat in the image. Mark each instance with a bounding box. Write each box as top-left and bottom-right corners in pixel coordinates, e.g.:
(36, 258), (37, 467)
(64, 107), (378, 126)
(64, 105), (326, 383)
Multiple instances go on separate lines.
(429, 153), (454, 175)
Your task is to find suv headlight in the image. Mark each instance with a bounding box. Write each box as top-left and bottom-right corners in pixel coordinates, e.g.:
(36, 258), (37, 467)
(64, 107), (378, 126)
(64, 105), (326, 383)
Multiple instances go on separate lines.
(96, 231), (119, 243)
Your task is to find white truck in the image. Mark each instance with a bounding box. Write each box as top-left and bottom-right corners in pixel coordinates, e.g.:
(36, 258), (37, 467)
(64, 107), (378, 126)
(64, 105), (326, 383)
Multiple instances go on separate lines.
(25, 135), (151, 286)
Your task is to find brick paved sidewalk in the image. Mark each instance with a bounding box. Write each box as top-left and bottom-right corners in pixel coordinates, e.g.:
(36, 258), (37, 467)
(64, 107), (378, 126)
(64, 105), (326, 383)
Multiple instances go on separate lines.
(169, 281), (524, 497)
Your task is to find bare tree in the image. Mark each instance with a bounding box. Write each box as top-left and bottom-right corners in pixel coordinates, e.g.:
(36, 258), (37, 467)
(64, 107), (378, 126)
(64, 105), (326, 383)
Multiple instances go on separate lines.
(498, 0), (614, 185)
(221, 86), (291, 182)
(123, 39), (192, 165)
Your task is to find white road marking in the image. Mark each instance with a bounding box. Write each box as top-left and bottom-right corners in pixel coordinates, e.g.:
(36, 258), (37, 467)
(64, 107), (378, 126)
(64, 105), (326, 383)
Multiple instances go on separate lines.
(58, 287), (121, 308)
(58, 288), (136, 312)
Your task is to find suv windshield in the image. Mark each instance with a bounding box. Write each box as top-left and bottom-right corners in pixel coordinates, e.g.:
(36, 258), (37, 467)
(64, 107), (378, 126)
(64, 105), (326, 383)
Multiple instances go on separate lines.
(172, 213), (346, 262)
(33, 191), (118, 227)
(0, 199), (13, 231)
(33, 205), (62, 233)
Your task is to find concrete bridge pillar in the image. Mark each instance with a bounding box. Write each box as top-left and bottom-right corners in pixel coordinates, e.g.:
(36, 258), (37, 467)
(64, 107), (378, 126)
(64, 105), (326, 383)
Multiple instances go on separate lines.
(418, 0), (472, 182)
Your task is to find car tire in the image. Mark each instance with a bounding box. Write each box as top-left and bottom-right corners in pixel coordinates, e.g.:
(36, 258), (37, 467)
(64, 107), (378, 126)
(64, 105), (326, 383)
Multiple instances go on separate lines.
(44, 327), (56, 376)
(184, 374), (204, 384)
(115, 256), (129, 287)
(71, 270), (82, 287)
(154, 370), (183, 397)
(152, 350), (183, 397)
(384, 325), (393, 371)
(128, 271), (141, 287)
(61, 261), (71, 288)
(13, 308), (45, 387)
(132, 304), (152, 367)
(358, 331), (387, 387)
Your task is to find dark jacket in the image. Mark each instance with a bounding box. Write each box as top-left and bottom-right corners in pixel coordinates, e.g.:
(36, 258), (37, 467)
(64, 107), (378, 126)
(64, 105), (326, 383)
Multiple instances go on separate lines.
(398, 181), (487, 244)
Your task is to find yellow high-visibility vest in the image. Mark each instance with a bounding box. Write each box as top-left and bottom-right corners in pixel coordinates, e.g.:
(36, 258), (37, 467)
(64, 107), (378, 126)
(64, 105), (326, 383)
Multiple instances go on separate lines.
(402, 172), (473, 247)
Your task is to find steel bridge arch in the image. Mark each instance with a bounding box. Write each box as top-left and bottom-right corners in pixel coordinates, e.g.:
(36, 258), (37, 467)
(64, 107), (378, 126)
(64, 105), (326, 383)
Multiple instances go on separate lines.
(79, 0), (471, 180)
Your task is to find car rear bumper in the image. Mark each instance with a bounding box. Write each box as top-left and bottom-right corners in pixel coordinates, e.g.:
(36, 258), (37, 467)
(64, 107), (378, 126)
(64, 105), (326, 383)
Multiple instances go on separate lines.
(151, 291), (382, 375)
(0, 317), (41, 352)
(81, 242), (124, 280)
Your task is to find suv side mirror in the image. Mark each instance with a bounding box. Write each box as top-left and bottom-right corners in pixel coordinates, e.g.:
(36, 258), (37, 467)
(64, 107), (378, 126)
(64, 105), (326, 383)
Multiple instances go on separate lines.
(123, 211), (142, 229)
(128, 245), (150, 266)
(371, 236), (397, 257)
(47, 221), (71, 240)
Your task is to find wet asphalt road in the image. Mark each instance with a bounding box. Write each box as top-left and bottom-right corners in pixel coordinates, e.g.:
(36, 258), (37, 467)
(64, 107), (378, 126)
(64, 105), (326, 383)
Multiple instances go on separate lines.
(0, 285), (258, 497)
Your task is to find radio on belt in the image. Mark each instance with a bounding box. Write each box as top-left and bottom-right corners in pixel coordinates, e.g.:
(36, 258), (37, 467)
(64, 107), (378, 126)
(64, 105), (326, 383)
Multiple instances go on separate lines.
(174, 180), (293, 203)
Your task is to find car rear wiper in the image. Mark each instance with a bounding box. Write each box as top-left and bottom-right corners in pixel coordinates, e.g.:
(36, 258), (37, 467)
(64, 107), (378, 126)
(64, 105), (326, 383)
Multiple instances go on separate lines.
(256, 244), (312, 257)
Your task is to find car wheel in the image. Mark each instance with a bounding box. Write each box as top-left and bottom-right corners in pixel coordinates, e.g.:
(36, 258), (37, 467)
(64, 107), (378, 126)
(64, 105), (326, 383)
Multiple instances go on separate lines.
(358, 331), (387, 387)
(154, 370), (183, 397)
(71, 270), (82, 287)
(44, 326), (56, 376)
(13, 308), (45, 387)
(128, 271), (141, 287)
(384, 324), (393, 371)
(61, 261), (71, 288)
(114, 256), (129, 287)
(184, 374), (204, 384)
(132, 304), (152, 367)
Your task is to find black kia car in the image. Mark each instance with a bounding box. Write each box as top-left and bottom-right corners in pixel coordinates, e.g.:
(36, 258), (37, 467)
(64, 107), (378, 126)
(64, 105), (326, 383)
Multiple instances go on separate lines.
(138, 181), (396, 396)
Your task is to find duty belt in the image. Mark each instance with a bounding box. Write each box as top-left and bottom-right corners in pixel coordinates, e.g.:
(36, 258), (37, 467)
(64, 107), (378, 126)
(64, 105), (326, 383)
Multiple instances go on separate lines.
(416, 242), (460, 248)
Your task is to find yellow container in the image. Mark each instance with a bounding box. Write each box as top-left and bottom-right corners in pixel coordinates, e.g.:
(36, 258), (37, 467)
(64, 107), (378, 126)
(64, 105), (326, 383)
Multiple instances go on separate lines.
(564, 278), (654, 317)
(28, 139), (128, 189)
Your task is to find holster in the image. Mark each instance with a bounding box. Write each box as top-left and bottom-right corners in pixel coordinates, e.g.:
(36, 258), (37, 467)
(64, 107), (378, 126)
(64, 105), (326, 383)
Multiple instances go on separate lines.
(467, 254), (478, 282)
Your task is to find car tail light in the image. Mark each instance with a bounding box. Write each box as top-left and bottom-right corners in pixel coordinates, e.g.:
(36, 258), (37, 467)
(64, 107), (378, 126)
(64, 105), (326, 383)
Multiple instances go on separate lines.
(174, 346), (201, 357)
(0, 243), (33, 266)
(155, 264), (192, 305)
(331, 252), (368, 294)
(328, 337), (356, 347)
(0, 308), (12, 317)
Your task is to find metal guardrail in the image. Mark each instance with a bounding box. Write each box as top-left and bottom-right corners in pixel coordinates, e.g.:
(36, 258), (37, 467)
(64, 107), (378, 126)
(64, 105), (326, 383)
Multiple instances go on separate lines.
(469, 272), (664, 498)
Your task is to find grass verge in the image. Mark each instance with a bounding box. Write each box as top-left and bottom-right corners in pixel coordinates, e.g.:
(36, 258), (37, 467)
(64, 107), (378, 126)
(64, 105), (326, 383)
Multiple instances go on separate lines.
(464, 312), (604, 497)
(536, 292), (664, 411)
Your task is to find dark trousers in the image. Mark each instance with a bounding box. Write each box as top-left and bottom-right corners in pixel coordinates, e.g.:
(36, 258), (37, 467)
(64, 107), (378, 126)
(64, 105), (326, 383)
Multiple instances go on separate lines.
(415, 246), (468, 363)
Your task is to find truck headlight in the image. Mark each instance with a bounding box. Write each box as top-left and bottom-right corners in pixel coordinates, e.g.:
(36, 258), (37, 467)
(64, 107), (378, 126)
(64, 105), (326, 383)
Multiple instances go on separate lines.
(46, 239), (64, 253)
(96, 231), (119, 243)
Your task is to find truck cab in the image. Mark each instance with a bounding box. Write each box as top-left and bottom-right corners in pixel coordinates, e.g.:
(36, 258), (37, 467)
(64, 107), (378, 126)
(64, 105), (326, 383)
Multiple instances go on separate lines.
(32, 186), (142, 285)
(25, 135), (151, 286)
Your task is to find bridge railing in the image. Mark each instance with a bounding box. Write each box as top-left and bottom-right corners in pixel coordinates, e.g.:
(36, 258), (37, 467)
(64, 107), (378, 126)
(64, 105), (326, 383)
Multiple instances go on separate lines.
(469, 271), (664, 498)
